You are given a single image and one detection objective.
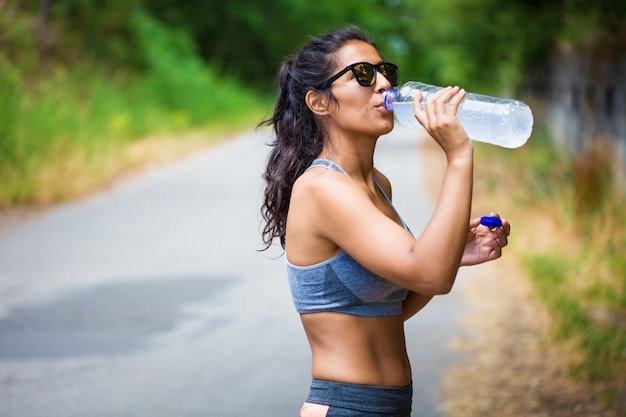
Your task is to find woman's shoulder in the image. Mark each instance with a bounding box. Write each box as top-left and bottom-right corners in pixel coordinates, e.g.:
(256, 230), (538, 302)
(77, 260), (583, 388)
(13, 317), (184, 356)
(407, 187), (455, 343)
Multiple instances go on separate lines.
(291, 166), (373, 223)
(294, 165), (355, 197)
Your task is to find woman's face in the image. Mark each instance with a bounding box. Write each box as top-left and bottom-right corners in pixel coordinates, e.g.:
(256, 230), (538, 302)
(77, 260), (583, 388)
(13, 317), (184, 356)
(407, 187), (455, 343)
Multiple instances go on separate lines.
(325, 40), (395, 138)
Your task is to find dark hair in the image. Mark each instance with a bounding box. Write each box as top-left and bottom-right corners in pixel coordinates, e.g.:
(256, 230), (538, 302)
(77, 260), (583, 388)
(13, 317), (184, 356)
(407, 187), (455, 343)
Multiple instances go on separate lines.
(258, 25), (378, 250)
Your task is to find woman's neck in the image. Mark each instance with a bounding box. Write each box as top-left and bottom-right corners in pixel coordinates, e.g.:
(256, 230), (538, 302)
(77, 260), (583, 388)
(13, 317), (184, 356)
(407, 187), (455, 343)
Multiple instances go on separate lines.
(319, 132), (378, 182)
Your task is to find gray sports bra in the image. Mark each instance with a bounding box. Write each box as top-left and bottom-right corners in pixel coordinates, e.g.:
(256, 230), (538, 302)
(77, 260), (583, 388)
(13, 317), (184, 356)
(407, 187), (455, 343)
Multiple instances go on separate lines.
(286, 159), (411, 317)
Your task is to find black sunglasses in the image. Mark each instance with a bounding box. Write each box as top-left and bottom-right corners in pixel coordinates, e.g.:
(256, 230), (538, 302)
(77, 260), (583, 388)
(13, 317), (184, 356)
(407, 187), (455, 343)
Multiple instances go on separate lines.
(316, 62), (399, 90)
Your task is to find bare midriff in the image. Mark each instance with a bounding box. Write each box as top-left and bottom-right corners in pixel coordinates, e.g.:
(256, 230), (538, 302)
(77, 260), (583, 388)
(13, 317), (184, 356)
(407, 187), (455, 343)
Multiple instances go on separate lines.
(300, 312), (411, 387)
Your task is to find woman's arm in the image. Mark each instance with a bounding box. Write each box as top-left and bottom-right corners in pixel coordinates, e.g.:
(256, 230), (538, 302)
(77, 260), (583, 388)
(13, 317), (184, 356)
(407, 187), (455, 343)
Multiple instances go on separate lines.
(402, 214), (511, 319)
(402, 291), (434, 321)
(300, 87), (474, 296)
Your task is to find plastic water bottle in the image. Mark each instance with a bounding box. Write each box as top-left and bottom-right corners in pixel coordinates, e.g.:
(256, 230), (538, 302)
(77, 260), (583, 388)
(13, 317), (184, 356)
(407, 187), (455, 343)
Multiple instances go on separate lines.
(383, 82), (533, 148)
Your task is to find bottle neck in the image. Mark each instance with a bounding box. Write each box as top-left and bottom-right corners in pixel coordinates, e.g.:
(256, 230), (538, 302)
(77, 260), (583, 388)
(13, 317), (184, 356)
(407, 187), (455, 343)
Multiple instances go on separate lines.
(383, 88), (399, 112)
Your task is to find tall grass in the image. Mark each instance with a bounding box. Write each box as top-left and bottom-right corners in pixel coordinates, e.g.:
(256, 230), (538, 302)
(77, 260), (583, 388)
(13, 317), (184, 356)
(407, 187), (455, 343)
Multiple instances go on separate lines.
(0, 9), (270, 207)
(475, 123), (626, 409)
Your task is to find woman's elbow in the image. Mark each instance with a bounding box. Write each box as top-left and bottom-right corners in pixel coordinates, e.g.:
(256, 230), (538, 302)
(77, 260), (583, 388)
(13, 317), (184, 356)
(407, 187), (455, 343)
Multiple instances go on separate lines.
(424, 282), (454, 296)
(401, 251), (460, 295)
(408, 271), (457, 295)
(433, 282), (454, 295)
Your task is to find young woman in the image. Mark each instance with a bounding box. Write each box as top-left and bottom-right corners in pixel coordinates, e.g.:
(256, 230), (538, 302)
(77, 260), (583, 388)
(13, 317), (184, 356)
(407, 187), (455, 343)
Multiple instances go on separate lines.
(259, 25), (510, 417)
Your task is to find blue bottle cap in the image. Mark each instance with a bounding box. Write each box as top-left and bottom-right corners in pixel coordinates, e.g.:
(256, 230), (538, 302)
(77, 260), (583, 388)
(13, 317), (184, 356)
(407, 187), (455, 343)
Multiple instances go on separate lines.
(480, 216), (502, 228)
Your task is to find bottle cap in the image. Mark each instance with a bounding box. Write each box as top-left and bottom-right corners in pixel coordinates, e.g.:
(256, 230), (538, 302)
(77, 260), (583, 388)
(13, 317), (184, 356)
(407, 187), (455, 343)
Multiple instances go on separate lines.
(480, 216), (502, 228)
(383, 88), (399, 112)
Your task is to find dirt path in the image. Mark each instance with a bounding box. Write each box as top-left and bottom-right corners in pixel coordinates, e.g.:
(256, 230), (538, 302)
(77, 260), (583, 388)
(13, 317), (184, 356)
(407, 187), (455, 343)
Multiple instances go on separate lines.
(441, 260), (610, 416)
(418, 139), (614, 417)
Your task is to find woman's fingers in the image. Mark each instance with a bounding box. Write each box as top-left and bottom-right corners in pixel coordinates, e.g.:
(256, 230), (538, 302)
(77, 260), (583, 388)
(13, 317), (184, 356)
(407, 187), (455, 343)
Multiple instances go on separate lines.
(413, 86), (465, 128)
(427, 86), (454, 125)
(413, 85), (471, 156)
(425, 86), (466, 128)
(413, 91), (427, 127)
(446, 87), (466, 114)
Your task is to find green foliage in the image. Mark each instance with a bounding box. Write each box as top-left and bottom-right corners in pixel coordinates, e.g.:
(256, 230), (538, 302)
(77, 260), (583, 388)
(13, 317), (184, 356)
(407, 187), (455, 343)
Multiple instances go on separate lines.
(384, 0), (562, 92)
(559, 0), (626, 43)
(49, 0), (144, 67)
(20, 0), (626, 94)
(0, 5), (269, 206)
(141, 0), (626, 94)
(144, 0), (402, 90)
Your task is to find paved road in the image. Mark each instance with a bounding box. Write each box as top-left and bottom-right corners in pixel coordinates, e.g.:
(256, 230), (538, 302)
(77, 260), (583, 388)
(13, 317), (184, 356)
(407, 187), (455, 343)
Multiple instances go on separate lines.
(0, 126), (468, 417)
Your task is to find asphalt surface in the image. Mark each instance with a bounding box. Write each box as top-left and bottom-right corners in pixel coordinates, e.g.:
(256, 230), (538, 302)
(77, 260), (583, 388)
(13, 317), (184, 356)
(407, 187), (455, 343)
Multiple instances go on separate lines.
(0, 126), (469, 417)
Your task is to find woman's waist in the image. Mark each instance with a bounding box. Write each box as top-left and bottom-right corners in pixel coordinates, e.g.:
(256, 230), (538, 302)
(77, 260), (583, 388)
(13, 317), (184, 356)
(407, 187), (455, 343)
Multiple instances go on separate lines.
(302, 313), (411, 386)
(311, 351), (411, 387)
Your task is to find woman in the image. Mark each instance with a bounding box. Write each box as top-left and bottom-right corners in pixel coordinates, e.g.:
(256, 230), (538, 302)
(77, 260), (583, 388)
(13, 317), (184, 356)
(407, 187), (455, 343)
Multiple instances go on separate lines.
(259, 25), (510, 417)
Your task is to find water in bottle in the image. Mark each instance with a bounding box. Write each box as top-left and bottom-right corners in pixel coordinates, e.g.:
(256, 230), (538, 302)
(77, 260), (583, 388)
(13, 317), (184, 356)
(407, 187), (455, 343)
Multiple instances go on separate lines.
(383, 82), (533, 148)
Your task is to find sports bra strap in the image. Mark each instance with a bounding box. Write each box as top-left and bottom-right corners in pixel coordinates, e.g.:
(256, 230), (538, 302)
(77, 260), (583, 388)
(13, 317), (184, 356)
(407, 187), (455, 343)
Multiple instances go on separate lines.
(306, 158), (347, 174)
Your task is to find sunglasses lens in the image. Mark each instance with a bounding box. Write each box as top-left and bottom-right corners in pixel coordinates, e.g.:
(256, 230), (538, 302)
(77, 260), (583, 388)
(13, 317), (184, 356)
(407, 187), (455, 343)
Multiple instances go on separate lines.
(353, 63), (377, 86)
(380, 64), (399, 86)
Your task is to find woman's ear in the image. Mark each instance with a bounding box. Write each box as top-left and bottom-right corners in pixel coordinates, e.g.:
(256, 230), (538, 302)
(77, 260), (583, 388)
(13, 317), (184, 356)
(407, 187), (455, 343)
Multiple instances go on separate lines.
(305, 90), (331, 116)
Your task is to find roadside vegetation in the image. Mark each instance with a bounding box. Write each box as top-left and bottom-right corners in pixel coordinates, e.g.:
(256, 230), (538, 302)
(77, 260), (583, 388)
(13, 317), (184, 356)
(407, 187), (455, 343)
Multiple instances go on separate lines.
(475, 124), (626, 411)
(0, 6), (269, 206)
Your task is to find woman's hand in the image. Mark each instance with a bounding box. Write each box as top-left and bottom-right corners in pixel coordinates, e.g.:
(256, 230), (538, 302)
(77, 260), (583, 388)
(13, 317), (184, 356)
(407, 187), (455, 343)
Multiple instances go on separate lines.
(460, 213), (510, 266)
(413, 86), (472, 159)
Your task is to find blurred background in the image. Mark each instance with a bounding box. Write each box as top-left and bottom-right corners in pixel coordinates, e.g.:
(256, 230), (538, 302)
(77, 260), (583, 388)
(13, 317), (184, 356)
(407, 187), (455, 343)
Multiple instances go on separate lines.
(1, 0), (625, 414)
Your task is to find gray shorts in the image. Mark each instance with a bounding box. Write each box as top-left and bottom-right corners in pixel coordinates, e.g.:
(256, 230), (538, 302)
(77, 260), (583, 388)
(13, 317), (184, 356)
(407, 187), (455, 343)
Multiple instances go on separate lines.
(305, 379), (413, 416)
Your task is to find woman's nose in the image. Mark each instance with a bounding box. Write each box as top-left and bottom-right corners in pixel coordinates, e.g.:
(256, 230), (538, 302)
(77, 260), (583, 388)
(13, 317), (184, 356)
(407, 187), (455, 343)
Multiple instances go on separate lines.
(376, 71), (392, 91)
